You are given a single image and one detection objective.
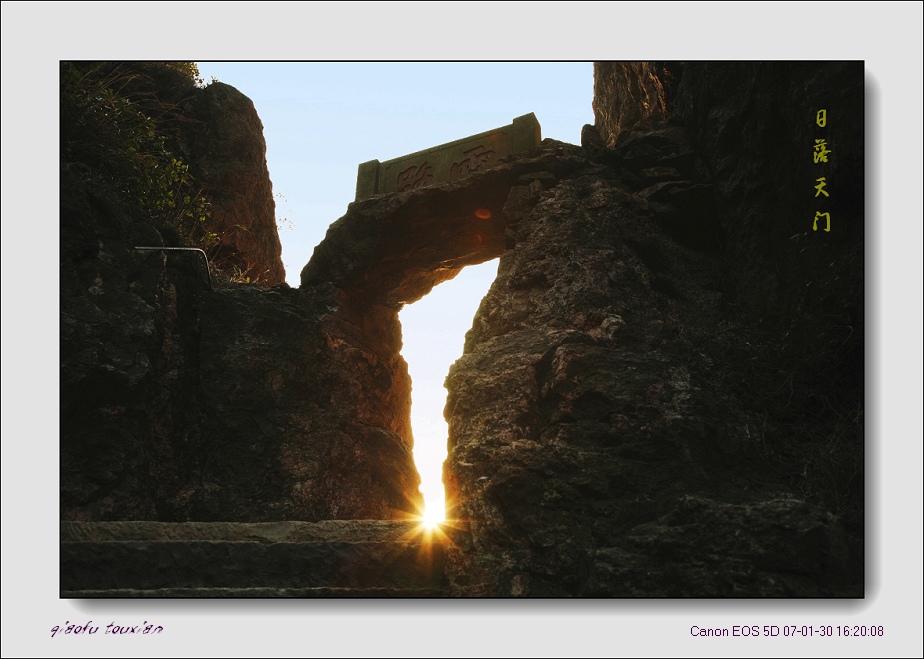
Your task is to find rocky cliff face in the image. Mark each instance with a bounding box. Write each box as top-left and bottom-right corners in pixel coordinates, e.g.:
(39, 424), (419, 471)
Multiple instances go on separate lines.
(592, 62), (680, 144)
(60, 64), (419, 522)
(61, 61), (863, 597)
(180, 81), (286, 285)
(441, 62), (863, 596)
(60, 63), (286, 286)
(60, 170), (422, 521)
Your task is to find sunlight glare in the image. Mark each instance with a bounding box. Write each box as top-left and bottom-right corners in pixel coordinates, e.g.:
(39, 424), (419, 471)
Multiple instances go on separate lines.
(422, 500), (446, 528)
(400, 259), (499, 531)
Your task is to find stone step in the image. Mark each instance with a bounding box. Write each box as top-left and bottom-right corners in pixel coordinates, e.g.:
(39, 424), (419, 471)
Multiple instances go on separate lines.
(61, 587), (446, 598)
(61, 520), (455, 597)
(61, 520), (437, 543)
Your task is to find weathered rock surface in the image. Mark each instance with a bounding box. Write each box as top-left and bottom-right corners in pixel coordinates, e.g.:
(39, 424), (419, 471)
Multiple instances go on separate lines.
(593, 62), (681, 147)
(587, 497), (852, 597)
(187, 283), (419, 521)
(61, 61), (863, 597)
(301, 144), (593, 307)
(181, 82), (286, 285)
(60, 181), (422, 521)
(63, 63), (286, 285)
(60, 67), (420, 523)
(441, 62), (863, 596)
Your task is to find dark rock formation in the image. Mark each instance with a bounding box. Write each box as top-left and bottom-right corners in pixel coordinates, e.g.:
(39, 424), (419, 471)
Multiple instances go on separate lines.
(60, 169), (422, 520)
(61, 62), (285, 286)
(61, 61), (863, 597)
(301, 172), (507, 306)
(441, 62), (863, 596)
(60, 65), (420, 522)
(301, 145), (590, 306)
(181, 82), (286, 285)
(593, 62), (681, 146)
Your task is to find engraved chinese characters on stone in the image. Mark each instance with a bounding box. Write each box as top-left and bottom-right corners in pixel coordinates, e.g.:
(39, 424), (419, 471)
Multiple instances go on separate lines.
(355, 114), (541, 200)
(450, 145), (496, 177)
(396, 162), (434, 192)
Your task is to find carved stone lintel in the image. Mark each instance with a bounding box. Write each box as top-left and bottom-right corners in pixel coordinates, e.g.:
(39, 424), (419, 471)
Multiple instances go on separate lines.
(355, 113), (542, 200)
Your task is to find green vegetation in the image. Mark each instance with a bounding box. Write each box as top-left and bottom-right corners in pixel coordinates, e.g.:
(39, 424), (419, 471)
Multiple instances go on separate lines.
(60, 61), (212, 249)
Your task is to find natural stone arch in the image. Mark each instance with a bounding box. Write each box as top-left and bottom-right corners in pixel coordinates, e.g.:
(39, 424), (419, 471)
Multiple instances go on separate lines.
(302, 173), (507, 307)
(300, 145), (582, 307)
(294, 143), (584, 524)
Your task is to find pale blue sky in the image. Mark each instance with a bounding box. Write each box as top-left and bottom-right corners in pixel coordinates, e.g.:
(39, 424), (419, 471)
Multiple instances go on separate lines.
(196, 62), (595, 514)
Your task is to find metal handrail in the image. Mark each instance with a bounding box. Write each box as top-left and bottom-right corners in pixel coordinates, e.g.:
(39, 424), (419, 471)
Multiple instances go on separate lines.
(133, 246), (213, 290)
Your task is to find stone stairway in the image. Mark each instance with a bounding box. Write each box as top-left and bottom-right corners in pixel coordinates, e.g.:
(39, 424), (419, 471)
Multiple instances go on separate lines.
(61, 520), (456, 597)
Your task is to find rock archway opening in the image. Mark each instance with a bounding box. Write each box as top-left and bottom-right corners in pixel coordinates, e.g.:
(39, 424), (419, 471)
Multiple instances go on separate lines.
(399, 258), (500, 524)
